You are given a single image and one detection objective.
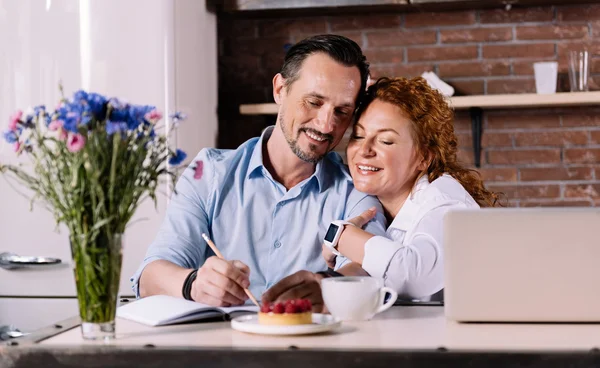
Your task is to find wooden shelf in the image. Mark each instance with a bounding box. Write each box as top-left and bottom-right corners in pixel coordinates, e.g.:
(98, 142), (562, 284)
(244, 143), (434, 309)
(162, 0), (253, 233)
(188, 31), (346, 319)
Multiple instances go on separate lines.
(240, 103), (279, 115)
(239, 92), (600, 115)
(450, 91), (600, 110)
(239, 91), (600, 168)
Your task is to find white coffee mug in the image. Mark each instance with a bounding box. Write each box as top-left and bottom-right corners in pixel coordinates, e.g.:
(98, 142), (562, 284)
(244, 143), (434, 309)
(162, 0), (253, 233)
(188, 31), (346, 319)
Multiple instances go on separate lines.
(321, 276), (398, 321)
(533, 61), (558, 94)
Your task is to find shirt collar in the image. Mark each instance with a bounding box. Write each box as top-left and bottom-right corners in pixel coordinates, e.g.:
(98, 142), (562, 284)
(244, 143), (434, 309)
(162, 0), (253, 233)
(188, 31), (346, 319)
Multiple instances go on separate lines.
(388, 175), (430, 231)
(246, 126), (273, 179)
(247, 125), (331, 192)
(313, 158), (328, 193)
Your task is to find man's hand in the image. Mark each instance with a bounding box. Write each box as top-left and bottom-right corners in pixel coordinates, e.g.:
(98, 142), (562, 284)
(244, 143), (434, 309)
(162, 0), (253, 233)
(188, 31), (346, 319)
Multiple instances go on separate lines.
(262, 271), (327, 313)
(191, 256), (250, 307)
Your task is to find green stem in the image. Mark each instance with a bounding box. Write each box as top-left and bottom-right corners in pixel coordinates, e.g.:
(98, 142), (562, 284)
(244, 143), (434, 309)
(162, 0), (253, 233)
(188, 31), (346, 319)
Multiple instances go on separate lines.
(71, 231), (123, 323)
(108, 133), (119, 215)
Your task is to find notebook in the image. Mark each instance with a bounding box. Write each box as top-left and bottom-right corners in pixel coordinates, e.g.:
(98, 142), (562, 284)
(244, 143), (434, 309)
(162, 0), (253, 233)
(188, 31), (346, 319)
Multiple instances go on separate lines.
(116, 295), (259, 326)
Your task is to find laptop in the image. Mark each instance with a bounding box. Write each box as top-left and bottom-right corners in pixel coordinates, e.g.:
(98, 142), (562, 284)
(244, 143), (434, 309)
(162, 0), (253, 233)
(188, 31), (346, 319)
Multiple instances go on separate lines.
(443, 208), (600, 323)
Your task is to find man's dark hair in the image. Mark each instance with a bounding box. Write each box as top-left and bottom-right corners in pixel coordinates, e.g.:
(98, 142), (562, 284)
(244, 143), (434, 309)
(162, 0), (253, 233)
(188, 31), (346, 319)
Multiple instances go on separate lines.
(280, 34), (370, 105)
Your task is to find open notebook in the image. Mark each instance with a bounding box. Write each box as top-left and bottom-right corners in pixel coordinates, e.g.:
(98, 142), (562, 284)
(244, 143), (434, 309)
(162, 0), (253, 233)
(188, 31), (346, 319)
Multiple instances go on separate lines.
(116, 295), (259, 326)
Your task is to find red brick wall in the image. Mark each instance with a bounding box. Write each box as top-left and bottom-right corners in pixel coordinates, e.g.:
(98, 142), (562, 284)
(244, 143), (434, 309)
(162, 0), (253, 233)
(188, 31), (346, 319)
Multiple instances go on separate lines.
(218, 4), (600, 206)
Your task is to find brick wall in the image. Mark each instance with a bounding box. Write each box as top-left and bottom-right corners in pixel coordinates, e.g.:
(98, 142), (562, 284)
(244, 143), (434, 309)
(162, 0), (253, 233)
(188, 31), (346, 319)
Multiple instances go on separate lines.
(218, 4), (600, 206)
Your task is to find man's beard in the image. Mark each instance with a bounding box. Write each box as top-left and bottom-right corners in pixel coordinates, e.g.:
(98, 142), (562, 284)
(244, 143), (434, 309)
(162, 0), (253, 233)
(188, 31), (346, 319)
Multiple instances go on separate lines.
(279, 113), (333, 164)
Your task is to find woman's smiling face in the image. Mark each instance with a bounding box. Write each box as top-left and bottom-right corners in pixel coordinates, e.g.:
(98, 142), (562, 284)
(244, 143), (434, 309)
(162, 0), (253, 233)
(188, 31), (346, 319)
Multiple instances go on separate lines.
(346, 99), (425, 200)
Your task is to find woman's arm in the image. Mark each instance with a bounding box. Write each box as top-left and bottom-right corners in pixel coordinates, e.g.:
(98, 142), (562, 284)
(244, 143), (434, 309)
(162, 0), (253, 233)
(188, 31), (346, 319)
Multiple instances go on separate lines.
(361, 203), (462, 298)
(323, 208), (377, 267)
(337, 261), (370, 276)
(336, 226), (375, 264)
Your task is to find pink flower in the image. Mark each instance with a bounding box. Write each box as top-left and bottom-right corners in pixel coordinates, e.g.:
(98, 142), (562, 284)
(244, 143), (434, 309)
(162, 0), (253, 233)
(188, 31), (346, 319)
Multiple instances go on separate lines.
(8, 110), (22, 131)
(193, 160), (203, 180)
(48, 120), (64, 131)
(59, 129), (68, 141)
(13, 141), (21, 152)
(145, 109), (162, 122)
(67, 133), (86, 152)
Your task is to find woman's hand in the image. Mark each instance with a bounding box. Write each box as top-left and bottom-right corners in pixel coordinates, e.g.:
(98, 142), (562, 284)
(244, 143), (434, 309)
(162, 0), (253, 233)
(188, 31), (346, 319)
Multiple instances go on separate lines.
(321, 207), (378, 266)
(347, 207), (378, 228)
(322, 244), (337, 269)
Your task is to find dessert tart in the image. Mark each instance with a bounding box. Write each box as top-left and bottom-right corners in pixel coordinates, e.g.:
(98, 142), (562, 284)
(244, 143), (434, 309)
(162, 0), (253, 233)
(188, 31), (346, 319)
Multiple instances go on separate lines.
(258, 299), (313, 325)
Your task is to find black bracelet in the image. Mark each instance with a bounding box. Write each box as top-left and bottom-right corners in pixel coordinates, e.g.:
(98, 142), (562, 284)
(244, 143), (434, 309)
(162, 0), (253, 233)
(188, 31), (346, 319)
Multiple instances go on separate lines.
(317, 268), (344, 278)
(182, 269), (198, 301)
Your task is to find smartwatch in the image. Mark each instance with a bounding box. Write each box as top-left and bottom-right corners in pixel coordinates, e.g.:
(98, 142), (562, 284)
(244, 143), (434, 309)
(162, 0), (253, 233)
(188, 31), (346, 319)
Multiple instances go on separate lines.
(323, 220), (354, 256)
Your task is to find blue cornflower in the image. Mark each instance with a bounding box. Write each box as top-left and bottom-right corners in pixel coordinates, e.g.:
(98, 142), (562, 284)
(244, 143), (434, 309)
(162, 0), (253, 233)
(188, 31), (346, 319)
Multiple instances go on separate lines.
(63, 113), (80, 133)
(80, 114), (92, 126)
(106, 121), (128, 136)
(34, 105), (46, 116)
(127, 105), (154, 130)
(168, 149), (187, 166)
(73, 90), (88, 102)
(86, 93), (107, 118)
(170, 112), (187, 122)
(3, 130), (18, 143)
(108, 98), (125, 110)
(24, 113), (34, 124)
(109, 107), (129, 122)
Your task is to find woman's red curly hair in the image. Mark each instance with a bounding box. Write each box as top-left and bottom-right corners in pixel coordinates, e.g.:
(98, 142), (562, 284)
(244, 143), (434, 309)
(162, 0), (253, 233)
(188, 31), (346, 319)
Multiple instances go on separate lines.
(356, 76), (500, 207)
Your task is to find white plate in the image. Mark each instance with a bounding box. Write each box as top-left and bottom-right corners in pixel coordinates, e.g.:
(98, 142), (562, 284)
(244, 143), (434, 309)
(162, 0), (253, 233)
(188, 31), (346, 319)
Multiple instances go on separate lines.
(231, 313), (341, 336)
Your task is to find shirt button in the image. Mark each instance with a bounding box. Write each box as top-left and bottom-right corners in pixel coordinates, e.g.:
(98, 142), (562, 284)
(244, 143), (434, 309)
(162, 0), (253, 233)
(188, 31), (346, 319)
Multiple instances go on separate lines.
(274, 240), (281, 248)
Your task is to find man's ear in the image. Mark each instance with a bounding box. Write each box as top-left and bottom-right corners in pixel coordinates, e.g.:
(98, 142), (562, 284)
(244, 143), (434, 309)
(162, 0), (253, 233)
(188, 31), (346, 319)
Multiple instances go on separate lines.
(273, 73), (286, 105)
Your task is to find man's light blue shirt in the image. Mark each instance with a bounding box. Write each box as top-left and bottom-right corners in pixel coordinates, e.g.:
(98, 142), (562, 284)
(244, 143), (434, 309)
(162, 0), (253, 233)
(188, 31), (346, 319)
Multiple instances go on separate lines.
(131, 126), (387, 300)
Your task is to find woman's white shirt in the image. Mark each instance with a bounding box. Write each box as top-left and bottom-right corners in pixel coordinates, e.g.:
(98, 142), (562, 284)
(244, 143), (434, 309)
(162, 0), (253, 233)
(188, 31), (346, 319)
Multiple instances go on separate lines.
(361, 174), (479, 300)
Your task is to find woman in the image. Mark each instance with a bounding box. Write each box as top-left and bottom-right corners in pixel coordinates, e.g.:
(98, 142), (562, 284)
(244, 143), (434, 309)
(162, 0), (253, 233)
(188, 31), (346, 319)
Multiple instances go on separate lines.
(323, 76), (500, 301)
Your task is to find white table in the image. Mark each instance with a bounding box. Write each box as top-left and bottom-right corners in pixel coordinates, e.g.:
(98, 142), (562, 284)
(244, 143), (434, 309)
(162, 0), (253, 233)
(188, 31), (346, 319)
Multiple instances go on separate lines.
(3, 306), (600, 368)
(39, 306), (600, 351)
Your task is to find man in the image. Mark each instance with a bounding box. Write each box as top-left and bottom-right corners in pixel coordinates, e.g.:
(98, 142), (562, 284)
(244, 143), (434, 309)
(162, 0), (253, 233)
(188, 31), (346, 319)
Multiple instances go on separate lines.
(132, 35), (386, 311)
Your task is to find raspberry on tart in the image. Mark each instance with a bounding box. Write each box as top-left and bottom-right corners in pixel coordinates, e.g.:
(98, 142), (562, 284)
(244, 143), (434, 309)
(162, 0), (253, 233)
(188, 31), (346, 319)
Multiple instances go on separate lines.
(258, 299), (313, 325)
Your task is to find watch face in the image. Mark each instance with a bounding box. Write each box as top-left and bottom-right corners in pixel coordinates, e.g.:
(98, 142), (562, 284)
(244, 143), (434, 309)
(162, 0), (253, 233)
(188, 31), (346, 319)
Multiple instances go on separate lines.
(324, 223), (339, 242)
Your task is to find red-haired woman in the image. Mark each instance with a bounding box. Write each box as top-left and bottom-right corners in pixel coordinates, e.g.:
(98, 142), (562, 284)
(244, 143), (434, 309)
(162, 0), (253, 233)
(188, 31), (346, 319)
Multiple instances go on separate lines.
(323, 77), (499, 301)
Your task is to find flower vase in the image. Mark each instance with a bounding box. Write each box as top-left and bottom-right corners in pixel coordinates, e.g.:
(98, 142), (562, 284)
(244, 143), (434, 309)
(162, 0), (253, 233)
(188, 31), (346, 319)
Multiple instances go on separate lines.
(70, 232), (123, 340)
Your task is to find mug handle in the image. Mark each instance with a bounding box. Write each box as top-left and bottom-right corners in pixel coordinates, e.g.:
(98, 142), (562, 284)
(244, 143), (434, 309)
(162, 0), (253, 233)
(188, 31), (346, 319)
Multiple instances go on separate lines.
(375, 287), (398, 314)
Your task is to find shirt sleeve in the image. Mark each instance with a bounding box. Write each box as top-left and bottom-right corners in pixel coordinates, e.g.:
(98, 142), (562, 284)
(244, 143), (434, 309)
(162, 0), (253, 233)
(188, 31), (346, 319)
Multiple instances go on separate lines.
(361, 200), (469, 299)
(334, 188), (388, 271)
(129, 149), (215, 297)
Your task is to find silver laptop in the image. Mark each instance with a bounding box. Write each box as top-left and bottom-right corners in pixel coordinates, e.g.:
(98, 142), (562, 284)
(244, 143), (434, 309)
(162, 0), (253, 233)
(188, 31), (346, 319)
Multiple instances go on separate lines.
(444, 208), (600, 323)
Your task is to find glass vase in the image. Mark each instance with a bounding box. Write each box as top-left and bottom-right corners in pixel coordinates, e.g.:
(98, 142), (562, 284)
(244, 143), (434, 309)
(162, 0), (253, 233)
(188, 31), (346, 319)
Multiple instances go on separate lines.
(70, 232), (123, 341)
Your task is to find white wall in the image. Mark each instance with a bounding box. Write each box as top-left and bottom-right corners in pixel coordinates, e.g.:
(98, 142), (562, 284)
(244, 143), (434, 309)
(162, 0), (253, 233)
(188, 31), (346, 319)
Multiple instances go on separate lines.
(0, 0), (217, 330)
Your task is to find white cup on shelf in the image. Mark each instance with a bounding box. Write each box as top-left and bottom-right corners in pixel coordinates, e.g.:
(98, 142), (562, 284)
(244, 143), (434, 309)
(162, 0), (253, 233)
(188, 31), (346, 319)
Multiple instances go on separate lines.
(533, 61), (558, 94)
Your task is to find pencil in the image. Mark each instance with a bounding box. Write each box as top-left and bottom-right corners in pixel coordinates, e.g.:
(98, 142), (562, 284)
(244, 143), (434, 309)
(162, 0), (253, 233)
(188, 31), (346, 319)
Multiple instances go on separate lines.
(201, 233), (260, 307)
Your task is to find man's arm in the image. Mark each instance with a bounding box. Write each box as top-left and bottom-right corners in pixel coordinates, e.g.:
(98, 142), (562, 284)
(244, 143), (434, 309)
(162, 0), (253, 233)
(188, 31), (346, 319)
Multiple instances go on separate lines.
(139, 260), (194, 298)
(132, 150), (250, 306)
(133, 151), (212, 298)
